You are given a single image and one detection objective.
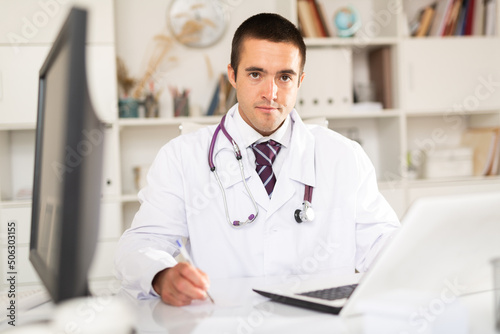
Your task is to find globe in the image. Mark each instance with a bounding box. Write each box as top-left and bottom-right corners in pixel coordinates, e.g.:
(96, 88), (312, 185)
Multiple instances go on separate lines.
(334, 6), (361, 37)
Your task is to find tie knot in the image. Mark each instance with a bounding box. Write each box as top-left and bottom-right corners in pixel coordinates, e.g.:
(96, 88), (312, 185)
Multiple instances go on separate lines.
(252, 140), (281, 167)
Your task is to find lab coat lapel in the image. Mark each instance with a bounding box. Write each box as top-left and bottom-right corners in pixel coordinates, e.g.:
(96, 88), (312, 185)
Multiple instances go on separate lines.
(267, 111), (316, 218)
(212, 106), (270, 211)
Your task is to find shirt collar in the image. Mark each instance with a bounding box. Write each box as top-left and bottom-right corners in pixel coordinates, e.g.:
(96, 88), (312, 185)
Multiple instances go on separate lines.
(232, 106), (292, 149)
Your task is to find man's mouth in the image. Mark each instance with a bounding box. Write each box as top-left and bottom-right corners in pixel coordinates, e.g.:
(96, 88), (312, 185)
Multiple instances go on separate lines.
(255, 104), (281, 111)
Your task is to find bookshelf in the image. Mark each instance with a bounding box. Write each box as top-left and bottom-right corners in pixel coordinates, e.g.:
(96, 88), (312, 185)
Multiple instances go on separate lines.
(404, 0), (498, 37)
(1, 0), (500, 292)
(283, 0), (500, 216)
(112, 0), (500, 219)
(298, 0), (500, 215)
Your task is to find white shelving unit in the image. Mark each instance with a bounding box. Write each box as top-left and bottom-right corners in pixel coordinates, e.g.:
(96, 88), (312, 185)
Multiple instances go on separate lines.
(112, 0), (500, 219)
(290, 0), (500, 216)
(1, 0), (500, 290)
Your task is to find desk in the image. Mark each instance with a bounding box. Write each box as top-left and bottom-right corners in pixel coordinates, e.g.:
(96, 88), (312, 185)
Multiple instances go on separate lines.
(126, 276), (350, 334)
(122, 277), (498, 334)
(2, 277), (498, 334)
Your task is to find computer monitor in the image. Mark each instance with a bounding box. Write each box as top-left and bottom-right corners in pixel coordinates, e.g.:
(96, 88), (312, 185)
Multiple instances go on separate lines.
(29, 7), (104, 303)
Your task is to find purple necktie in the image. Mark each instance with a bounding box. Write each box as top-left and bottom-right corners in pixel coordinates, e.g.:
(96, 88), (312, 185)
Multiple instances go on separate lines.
(252, 140), (281, 198)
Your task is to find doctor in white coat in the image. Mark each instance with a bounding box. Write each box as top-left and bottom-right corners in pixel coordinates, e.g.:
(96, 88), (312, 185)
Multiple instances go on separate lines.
(115, 13), (400, 306)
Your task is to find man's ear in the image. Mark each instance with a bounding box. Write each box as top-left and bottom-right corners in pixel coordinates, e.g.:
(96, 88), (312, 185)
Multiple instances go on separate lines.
(227, 64), (237, 89)
(298, 71), (305, 88)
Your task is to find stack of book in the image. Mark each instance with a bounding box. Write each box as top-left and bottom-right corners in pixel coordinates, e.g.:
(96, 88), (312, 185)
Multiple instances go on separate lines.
(461, 127), (500, 176)
(411, 0), (497, 37)
(206, 74), (237, 116)
(297, 0), (332, 37)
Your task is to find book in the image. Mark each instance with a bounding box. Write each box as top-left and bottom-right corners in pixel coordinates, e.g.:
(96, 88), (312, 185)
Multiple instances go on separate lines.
(225, 83), (237, 111)
(206, 73), (236, 115)
(206, 80), (220, 116)
(489, 130), (500, 175)
(307, 0), (328, 37)
(464, 0), (475, 35)
(217, 73), (230, 115)
(429, 0), (454, 36)
(206, 73), (236, 116)
(415, 3), (437, 37)
(368, 47), (393, 109)
(443, 0), (464, 36)
(482, 129), (500, 175)
(454, 0), (468, 35)
(409, 10), (423, 36)
(297, 0), (318, 37)
(483, 128), (500, 175)
(308, 0), (329, 37)
(315, 1), (332, 37)
(472, 0), (485, 35)
(461, 127), (500, 176)
(484, 0), (497, 36)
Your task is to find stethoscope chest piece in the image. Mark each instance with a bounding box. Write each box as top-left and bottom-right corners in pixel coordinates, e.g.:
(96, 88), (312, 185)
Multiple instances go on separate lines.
(294, 201), (315, 223)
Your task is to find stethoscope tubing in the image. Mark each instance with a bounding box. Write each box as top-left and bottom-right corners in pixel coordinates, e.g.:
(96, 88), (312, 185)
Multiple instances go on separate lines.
(304, 184), (313, 203)
(208, 114), (314, 227)
(210, 115), (259, 228)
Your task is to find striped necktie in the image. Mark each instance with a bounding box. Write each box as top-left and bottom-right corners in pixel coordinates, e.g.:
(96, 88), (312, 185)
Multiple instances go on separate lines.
(252, 140), (281, 198)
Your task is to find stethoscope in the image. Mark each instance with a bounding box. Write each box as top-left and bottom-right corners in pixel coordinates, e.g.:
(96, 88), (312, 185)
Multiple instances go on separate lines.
(208, 114), (315, 228)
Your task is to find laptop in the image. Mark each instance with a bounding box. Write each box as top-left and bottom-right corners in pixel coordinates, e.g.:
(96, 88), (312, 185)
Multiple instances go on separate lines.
(253, 191), (500, 316)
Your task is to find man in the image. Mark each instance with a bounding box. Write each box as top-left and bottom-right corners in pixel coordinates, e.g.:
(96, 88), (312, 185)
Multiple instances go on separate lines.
(115, 13), (399, 307)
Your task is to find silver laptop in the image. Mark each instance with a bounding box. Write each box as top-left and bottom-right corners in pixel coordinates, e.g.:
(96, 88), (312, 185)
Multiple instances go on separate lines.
(253, 191), (500, 316)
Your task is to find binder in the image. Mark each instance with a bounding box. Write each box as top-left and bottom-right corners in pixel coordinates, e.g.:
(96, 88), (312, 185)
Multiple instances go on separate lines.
(297, 47), (352, 116)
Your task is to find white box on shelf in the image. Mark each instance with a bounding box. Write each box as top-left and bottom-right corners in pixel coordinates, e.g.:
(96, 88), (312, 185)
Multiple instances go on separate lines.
(424, 147), (473, 179)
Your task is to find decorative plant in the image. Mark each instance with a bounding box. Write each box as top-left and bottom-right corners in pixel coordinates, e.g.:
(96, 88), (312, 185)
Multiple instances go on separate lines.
(117, 34), (177, 100)
(116, 56), (136, 98)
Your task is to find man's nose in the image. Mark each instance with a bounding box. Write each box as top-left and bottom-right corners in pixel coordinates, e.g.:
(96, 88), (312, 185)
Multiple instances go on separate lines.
(262, 78), (278, 101)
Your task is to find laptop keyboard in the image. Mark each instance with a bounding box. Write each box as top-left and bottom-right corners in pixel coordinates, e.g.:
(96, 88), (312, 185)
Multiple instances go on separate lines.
(297, 284), (358, 301)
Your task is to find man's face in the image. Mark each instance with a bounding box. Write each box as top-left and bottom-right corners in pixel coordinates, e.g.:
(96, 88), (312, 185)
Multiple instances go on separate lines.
(227, 38), (305, 137)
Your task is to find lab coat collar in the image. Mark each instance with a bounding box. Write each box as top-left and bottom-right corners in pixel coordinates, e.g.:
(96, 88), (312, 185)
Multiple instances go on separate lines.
(285, 109), (316, 188)
(212, 105), (316, 214)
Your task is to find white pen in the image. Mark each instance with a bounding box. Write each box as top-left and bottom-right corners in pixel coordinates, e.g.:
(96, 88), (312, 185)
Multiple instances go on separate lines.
(176, 239), (215, 304)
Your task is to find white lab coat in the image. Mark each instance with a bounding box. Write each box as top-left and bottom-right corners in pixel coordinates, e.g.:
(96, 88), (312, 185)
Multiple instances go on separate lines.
(115, 105), (400, 299)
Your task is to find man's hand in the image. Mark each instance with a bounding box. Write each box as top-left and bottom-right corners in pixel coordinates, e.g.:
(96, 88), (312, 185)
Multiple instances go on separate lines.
(152, 262), (210, 306)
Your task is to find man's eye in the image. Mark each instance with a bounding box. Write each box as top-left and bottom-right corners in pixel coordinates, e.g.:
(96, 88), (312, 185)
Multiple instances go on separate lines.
(249, 72), (260, 79)
(281, 75), (291, 82)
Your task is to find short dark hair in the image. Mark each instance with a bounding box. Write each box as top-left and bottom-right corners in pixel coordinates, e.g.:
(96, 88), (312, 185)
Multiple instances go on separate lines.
(230, 13), (306, 78)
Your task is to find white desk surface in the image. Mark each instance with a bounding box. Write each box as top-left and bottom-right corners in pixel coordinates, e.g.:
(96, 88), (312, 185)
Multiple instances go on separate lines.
(2, 276), (498, 334)
(126, 277), (498, 334)
(127, 276), (351, 334)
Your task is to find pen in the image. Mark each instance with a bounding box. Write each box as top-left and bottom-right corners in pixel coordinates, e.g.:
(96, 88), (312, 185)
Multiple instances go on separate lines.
(176, 239), (215, 304)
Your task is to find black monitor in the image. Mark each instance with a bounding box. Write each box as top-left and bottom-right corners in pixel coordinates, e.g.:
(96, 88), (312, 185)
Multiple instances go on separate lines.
(30, 7), (104, 303)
